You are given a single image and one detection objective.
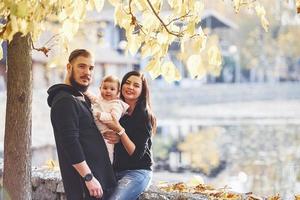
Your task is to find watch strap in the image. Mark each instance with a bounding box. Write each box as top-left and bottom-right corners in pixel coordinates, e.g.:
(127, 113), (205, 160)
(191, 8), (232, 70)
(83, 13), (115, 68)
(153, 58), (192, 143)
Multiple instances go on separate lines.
(83, 173), (93, 182)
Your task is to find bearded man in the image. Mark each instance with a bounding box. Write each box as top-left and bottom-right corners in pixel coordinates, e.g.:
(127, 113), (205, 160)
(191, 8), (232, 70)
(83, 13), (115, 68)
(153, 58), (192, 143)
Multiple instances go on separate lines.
(47, 49), (116, 200)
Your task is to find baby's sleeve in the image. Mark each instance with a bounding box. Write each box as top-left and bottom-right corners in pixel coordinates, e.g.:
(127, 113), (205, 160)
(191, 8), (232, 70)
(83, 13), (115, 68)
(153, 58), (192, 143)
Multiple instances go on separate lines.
(110, 100), (129, 120)
(92, 101), (113, 121)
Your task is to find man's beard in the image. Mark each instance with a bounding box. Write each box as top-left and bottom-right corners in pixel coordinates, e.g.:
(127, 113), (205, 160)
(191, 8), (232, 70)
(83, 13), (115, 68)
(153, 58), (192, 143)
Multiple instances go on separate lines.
(69, 70), (89, 93)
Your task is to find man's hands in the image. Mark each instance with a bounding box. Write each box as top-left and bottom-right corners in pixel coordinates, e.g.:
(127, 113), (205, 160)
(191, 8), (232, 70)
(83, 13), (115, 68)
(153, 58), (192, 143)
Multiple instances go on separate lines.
(85, 177), (103, 199)
(72, 161), (103, 199)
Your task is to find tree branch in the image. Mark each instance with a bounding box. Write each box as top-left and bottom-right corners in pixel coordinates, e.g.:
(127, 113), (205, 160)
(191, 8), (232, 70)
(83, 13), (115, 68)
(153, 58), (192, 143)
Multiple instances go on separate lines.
(145, 0), (183, 37)
(30, 36), (51, 57)
(165, 12), (192, 27)
(127, 0), (147, 35)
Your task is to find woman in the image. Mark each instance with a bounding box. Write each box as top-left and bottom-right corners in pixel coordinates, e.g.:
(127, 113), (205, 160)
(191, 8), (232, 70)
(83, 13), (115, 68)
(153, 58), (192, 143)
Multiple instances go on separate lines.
(101, 71), (156, 200)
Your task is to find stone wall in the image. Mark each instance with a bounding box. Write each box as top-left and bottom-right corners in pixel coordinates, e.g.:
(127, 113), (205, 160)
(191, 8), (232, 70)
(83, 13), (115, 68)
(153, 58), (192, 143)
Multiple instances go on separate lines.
(0, 164), (208, 200)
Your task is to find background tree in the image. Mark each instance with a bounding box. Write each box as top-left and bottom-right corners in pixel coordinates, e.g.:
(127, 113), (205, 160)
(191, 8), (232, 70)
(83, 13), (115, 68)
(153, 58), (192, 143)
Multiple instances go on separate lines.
(1, 0), (294, 198)
(178, 127), (222, 175)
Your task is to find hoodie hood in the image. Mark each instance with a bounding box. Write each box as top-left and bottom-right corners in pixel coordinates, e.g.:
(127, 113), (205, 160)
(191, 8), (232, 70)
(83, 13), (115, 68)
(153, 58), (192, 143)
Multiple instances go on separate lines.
(47, 84), (82, 107)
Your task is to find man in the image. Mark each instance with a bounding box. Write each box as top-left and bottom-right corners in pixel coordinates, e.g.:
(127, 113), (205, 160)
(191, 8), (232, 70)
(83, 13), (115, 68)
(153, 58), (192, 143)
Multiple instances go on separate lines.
(47, 49), (116, 199)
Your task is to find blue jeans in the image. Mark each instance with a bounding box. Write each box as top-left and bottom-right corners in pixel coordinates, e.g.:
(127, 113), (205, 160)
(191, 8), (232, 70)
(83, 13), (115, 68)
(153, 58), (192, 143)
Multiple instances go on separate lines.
(108, 169), (152, 200)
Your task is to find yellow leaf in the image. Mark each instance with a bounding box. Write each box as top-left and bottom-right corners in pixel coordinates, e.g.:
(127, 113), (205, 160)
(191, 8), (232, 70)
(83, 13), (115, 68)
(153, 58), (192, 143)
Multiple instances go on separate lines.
(14, 1), (30, 18)
(157, 31), (169, 45)
(168, 0), (179, 9)
(169, 24), (180, 33)
(142, 10), (160, 31)
(141, 40), (158, 58)
(133, 0), (147, 11)
(255, 3), (266, 17)
(154, 44), (169, 59)
(65, 0), (86, 20)
(141, 44), (152, 58)
(61, 19), (79, 41)
(208, 46), (222, 66)
(87, 0), (104, 12)
(208, 65), (221, 76)
(145, 58), (159, 71)
(193, 1), (204, 22)
(127, 32), (142, 56)
(58, 9), (67, 22)
(29, 21), (44, 42)
(151, 0), (162, 12)
(45, 159), (59, 171)
(261, 15), (269, 32)
(75, 0), (87, 20)
(192, 34), (207, 53)
(233, 0), (241, 13)
(145, 58), (161, 79)
(161, 61), (181, 82)
(18, 19), (29, 35)
(10, 15), (19, 34)
(267, 194), (281, 200)
(186, 175), (204, 187)
(108, 0), (120, 6)
(187, 55), (206, 79)
(114, 4), (131, 29)
(2, 22), (16, 42)
(180, 37), (189, 53)
(185, 21), (196, 37)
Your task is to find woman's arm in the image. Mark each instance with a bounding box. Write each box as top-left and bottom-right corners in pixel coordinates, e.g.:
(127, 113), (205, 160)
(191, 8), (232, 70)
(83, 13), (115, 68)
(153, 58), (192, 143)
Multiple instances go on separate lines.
(101, 116), (136, 155)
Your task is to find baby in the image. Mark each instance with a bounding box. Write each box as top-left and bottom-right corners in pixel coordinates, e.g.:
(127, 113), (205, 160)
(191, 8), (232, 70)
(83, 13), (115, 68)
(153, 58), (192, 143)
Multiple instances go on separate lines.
(85, 75), (129, 163)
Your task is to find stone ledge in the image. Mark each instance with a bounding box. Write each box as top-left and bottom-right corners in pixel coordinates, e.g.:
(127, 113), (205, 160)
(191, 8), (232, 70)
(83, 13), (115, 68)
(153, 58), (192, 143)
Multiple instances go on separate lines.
(1, 165), (208, 200)
(4, 166), (290, 200)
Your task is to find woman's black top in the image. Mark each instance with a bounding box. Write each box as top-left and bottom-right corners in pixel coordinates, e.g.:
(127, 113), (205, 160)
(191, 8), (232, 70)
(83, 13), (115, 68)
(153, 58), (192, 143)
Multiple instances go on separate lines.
(113, 103), (153, 171)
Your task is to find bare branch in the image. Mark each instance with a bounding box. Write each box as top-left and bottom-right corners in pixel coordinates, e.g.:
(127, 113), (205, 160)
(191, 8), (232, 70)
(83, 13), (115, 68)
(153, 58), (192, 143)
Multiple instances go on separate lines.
(43, 34), (60, 47)
(165, 12), (192, 27)
(127, 0), (147, 35)
(145, 0), (183, 37)
(30, 36), (51, 57)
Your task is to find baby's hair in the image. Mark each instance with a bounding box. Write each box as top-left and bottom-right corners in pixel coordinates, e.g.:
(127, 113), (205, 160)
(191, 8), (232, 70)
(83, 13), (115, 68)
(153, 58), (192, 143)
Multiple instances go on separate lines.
(101, 75), (120, 91)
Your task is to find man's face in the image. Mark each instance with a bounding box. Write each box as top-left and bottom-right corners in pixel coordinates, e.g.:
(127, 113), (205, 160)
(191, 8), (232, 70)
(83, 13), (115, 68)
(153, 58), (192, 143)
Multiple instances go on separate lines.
(68, 55), (94, 92)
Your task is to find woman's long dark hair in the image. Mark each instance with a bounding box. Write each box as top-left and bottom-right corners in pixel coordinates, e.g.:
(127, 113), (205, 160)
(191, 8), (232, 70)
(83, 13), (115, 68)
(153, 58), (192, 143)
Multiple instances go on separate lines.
(120, 71), (156, 135)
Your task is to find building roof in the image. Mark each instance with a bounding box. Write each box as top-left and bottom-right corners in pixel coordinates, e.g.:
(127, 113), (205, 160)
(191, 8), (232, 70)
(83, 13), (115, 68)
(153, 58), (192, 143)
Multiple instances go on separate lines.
(200, 10), (238, 30)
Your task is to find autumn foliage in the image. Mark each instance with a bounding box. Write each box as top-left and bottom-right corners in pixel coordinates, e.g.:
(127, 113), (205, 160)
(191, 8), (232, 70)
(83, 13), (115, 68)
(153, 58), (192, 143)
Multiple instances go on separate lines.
(0, 0), (271, 81)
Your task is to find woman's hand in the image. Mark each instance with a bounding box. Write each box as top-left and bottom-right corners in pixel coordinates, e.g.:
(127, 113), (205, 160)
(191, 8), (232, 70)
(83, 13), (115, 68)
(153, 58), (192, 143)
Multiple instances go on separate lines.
(103, 130), (120, 144)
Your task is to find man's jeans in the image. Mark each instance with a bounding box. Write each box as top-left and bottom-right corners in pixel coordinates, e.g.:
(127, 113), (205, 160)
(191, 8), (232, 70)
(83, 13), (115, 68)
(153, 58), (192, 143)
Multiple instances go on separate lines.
(109, 169), (152, 200)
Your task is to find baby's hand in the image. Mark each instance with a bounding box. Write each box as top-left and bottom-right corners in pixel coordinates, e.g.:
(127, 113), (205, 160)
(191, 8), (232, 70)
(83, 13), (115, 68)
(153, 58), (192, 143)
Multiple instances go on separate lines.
(110, 111), (118, 120)
(95, 112), (101, 121)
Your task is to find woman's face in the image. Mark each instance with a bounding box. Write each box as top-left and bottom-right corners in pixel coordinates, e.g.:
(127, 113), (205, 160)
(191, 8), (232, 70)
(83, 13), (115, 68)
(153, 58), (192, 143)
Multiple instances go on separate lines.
(121, 75), (142, 103)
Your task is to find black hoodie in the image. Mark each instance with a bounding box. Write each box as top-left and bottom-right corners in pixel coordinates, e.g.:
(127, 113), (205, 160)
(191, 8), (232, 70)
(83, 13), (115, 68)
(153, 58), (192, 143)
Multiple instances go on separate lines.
(47, 84), (116, 200)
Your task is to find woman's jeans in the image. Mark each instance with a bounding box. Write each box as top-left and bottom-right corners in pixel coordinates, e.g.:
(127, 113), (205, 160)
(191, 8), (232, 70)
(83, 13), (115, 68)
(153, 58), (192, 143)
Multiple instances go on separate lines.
(109, 169), (152, 200)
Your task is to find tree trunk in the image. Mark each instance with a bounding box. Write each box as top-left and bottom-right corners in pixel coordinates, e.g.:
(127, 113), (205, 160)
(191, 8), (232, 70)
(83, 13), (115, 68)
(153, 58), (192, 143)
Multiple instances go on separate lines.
(3, 33), (32, 200)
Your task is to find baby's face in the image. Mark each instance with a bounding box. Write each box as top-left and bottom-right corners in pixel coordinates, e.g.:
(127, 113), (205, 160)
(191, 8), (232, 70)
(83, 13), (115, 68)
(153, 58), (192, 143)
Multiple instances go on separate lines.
(100, 81), (119, 101)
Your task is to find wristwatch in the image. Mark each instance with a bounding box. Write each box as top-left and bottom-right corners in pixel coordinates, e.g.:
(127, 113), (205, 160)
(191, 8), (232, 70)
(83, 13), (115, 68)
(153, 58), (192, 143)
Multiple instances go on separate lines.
(83, 173), (93, 182)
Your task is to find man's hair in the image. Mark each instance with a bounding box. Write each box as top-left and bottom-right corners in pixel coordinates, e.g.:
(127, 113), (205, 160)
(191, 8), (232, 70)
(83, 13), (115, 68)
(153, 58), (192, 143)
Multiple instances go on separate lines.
(68, 49), (92, 63)
(101, 75), (120, 90)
